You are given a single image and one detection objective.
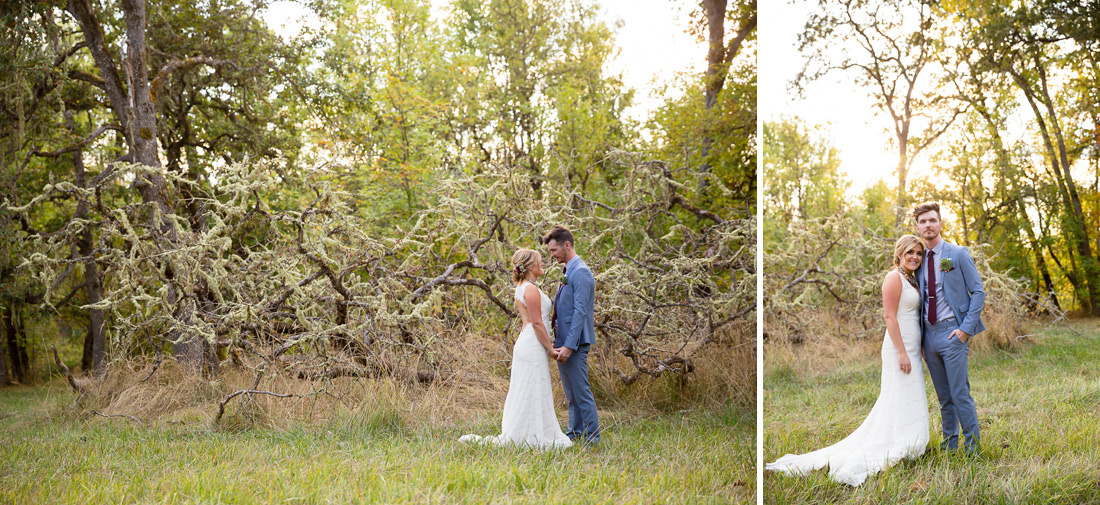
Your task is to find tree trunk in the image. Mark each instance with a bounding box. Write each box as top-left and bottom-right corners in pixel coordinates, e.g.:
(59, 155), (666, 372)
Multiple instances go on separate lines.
(3, 304), (29, 383)
(0, 306), (9, 386)
(1009, 60), (1098, 314)
(82, 326), (93, 373)
(700, 0), (755, 190)
(959, 177), (970, 245)
(166, 136), (208, 233)
(65, 0), (132, 138)
(1034, 55), (1100, 316)
(972, 101), (1061, 310)
(67, 0), (205, 368)
(120, 0), (169, 201)
(894, 148), (910, 228)
(1021, 209), (1060, 309)
(69, 113), (107, 377)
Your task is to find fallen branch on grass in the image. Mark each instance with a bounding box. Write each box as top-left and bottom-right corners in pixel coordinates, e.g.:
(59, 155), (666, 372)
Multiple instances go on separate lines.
(84, 410), (142, 424)
(1019, 292), (1081, 337)
(215, 389), (298, 423)
(296, 364), (490, 386)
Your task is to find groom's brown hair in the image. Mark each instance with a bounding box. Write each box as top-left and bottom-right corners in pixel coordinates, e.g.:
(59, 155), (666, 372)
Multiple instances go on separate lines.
(542, 225), (574, 246)
(911, 202), (941, 221)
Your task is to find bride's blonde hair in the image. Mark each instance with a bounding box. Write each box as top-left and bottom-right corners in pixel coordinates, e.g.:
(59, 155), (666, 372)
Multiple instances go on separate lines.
(511, 248), (541, 283)
(893, 235), (924, 268)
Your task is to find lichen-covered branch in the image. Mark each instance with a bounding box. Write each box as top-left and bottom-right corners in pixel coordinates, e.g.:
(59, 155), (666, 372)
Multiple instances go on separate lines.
(13, 151), (752, 395)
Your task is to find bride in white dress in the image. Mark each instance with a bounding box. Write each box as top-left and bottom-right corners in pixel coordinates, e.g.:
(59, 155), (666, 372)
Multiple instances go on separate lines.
(767, 235), (930, 486)
(460, 248), (572, 449)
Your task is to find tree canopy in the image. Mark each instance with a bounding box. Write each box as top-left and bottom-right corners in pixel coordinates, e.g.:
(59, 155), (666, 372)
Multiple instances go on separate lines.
(0, 0), (756, 408)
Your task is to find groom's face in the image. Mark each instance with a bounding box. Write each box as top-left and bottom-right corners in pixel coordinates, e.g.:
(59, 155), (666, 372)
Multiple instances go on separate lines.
(915, 211), (942, 241)
(546, 239), (570, 264)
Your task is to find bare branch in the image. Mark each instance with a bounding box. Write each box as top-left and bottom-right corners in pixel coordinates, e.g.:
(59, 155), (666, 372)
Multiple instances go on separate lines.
(215, 389), (297, 423)
(51, 344), (84, 394)
(84, 410), (142, 424)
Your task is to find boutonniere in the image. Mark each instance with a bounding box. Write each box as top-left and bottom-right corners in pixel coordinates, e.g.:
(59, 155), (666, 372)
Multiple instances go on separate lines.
(560, 274), (568, 285)
(940, 257), (955, 273)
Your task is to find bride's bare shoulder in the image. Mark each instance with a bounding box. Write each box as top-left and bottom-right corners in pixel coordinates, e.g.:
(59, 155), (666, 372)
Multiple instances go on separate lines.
(521, 282), (541, 297)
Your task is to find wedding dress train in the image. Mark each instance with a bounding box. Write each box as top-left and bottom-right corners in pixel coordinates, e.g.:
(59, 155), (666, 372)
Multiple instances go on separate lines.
(459, 281), (572, 449)
(767, 270), (929, 486)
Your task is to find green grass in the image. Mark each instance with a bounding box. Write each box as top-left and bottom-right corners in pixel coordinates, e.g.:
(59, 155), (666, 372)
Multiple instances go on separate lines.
(0, 387), (753, 504)
(764, 319), (1100, 503)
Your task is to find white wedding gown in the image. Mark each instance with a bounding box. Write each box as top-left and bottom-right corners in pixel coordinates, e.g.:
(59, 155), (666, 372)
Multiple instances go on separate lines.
(767, 270), (929, 486)
(459, 281), (572, 449)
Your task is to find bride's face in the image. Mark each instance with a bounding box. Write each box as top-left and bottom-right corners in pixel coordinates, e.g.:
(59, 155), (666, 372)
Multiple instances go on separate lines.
(529, 261), (544, 279)
(901, 246), (924, 274)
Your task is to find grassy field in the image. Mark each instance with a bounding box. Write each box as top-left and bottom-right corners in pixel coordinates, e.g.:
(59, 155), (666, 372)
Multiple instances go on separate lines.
(763, 319), (1100, 503)
(0, 383), (753, 504)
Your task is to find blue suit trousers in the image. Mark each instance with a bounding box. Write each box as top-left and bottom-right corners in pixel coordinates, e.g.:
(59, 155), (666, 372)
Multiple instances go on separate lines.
(557, 344), (599, 444)
(923, 319), (980, 453)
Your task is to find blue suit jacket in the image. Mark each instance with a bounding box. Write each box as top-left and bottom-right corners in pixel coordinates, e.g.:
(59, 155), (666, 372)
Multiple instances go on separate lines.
(918, 240), (986, 338)
(554, 257), (595, 350)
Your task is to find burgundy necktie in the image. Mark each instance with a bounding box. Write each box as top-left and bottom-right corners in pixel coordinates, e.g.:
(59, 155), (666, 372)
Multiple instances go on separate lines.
(927, 250), (937, 325)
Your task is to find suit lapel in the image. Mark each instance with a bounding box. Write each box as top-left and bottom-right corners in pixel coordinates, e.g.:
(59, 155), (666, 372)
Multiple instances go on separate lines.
(555, 258), (575, 307)
(940, 241), (957, 319)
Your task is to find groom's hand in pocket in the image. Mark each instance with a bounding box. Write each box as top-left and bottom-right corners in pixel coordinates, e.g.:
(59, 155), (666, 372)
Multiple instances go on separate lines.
(950, 329), (970, 344)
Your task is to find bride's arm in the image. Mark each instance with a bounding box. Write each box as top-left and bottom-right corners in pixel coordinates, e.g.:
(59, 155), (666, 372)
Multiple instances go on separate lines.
(882, 272), (912, 374)
(523, 284), (554, 352)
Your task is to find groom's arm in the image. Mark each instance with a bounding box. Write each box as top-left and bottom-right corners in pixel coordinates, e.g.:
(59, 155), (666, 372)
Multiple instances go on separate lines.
(563, 268), (594, 350)
(957, 248), (986, 337)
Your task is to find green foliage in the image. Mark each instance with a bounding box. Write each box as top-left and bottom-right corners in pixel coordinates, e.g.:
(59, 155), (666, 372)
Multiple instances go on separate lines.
(785, 0), (1099, 314)
(763, 118), (847, 224)
(146, 0), (310, 172)
(942, 0), (1100, 314)
(649, 57), (757, 215)
(856, 180), (897, 233)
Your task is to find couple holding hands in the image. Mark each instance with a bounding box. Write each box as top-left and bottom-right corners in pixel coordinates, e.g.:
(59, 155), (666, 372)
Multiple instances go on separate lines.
(461, 225), (600, 449)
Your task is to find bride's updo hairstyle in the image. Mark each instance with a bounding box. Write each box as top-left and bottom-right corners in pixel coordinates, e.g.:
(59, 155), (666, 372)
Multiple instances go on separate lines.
(893, 235), (924, 269)
(511, 248), (540, 283)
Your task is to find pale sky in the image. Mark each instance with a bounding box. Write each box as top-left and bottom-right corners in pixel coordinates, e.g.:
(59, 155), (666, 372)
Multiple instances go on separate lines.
(759, 1), (1091, 201)
(262, 0), (710, 128)
(759, 0), (910, 198)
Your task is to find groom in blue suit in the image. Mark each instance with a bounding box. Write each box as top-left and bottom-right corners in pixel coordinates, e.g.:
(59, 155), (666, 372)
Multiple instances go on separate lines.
(913, 202), (985, 454)
(543, 225), (599, 445)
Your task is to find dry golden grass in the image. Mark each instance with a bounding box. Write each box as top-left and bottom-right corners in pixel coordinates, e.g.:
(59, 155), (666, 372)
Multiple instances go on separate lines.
(765, 306), (1022, 378)
(2, 328), (756, 504)
(56, 324), (753, 430)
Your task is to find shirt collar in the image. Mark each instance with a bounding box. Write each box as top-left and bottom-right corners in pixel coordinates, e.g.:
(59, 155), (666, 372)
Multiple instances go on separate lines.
(930, 240), (945, 257)
(565, 255), (582, 273)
